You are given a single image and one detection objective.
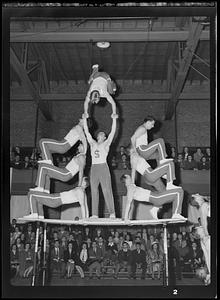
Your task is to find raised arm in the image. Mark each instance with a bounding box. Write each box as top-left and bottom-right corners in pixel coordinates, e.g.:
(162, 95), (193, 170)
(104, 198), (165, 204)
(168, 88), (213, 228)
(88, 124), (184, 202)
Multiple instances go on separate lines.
(80, 131), (88, 155)
(105, 114), (118, 147)
(105, 93), (116, 115)
(77, 157), (86, 187)
(124, 188), (134, 221)
(83, 93), (91, 118)
(131, 125), (146, 150)
(82, 115), (95, 145)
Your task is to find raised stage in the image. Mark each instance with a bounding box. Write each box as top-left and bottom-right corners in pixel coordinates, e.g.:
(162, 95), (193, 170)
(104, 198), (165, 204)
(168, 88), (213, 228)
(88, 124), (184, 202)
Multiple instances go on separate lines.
(18, 217), (187, 226)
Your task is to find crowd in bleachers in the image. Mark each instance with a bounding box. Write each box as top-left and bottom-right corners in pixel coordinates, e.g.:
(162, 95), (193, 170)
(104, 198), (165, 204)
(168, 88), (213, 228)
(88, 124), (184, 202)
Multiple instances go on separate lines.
(10, 145), (211, 171)
(10, 220), (207, 281)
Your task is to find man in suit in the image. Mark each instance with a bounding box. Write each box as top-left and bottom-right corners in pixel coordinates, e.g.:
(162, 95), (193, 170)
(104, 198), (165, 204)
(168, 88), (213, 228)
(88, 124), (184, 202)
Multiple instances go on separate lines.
(50, 240), (66, 278)
(88, 241), (102, 279)
(114, 242), (132, 279)
(131, 242), (147, 279)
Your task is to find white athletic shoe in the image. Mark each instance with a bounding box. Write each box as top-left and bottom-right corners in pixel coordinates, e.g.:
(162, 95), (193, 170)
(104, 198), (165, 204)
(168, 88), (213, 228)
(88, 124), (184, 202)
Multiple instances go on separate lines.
(38, 159), (53, 165)
(23, 213), (38, 219)
(90, 215), (98, 219)
(44, 189), (50, 194)
(162, 174), (167, 179)
(159, 158), (173, 164)
(150, 207), (159, 220)
(38, 215), (44, 220)
(109, 213), (116, 219)
(29, 187), (44, 193)
(172, 214), (185, 220)
(166, 183), (182, 190)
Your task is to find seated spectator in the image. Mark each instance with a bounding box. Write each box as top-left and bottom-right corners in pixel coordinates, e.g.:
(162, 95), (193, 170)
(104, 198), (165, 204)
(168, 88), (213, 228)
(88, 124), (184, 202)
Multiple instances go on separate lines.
(114, 242), (132, 279)
(204, 147), (211, 161)
(25, 223), (33, 243)
(93, 228), (104, 242)
(30, 147), (40, 169)
(86, 237), (92, 250)
(193, 148), (204, 163)
(113, 231), (120, 246)
(131, 242), (147, 279)
(118, 154), (130, 170)
(117, 235), (125, 251)
(87, 241), (102, 279)
(12, 226), (21, 241)
(58, 226), (68, 240)
(182, 146), (190, 161)
(11, 155), (23, 169)
(198, 156), (210, 170)
(59, 156), (68, 168)
(50, 240), (66, 278)
(72, 227), (83, 247)
(178, 239), (190, 267)
(111, 155), (118, 169)
(10, 244), (20, 278)
(22, 156), (32, 169)
(20, 233), (26, 247)
(15, 237), (24, 253)
(148, 241), (163, 280)
(188, 241), (204, 271)
(146, 234), (155, 252)
(182, 155), (198, 170)
(170, 146), (177, 160)
(103, 236), (118, 269)
(54, 156), (60, 167)
(131, 236), (146, 251)
(83, 227), (92, 241)
(79, 242), (89, 271)
(167, 238), (182, 281)
(176, 153), (184, 169)
(116, 145), (127, 161)
(18, 242), (34, 278)
(141, 228), (148, 249)
(10, 219), (17, 233)
(13, 145), (22, 157)
(124, 233), (133, 249)
(60, 236), (68, 251)
(63, 242), (84, 278)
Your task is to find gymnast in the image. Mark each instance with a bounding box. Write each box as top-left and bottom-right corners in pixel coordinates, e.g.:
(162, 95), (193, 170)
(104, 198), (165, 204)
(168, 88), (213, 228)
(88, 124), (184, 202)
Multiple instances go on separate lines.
(84, 64), (117, 117)
(30, 142), (87, 193)
(23, 177), (89, 220)
(131, 116), (173, 165)
(121, 174), (185, 221)
(130, 147), (180, 191)
(191, 193), (210, 284)
(38, 118), (87, 165)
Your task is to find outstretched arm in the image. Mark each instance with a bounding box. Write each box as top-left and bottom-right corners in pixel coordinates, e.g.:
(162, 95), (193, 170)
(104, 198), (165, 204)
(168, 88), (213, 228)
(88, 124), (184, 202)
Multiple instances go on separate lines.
(77, 155), (86, 187)
(131, 125), (146, 150)
(105, 93), (116, 115)
(82, 115), (95, 145)
(80, 132), (88, 155)
(105, 114), (118, 147)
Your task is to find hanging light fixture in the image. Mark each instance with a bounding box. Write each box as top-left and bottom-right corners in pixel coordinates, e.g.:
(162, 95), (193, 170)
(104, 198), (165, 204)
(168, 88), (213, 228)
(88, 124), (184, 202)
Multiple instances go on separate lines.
(96, 41), (110, 49)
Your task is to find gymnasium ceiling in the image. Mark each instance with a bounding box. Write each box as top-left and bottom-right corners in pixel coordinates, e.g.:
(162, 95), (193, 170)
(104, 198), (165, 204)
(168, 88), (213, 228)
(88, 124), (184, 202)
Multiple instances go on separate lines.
(9, 16), (211, 120)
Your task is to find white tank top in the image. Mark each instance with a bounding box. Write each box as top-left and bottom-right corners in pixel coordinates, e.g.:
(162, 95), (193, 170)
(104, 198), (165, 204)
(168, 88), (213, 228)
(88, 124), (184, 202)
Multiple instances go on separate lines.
(133, 185), (151, 202)
(91, 143), (108, 164)
(61, 188), (83, 204)
(65, 156), (79, 176)
(90, 77), (108, 97)
(136, 131), (148, 148)
(64, 126), (80, 147)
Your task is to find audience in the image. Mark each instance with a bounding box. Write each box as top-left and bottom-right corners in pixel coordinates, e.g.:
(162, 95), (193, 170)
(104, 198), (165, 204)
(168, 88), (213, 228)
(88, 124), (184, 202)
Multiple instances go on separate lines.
(193, 148), (204, 163)
(182, 147), (191, 161)
(10, 221), (208, 281)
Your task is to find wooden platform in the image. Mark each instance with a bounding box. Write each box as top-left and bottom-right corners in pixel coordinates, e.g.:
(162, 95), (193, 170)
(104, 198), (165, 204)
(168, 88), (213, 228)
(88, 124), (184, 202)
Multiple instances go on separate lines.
(18, 217), (187, 226)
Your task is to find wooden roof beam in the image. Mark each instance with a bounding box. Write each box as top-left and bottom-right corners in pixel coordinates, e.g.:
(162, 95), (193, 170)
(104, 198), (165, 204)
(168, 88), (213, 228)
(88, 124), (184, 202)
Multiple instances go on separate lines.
(10, 92), (210, 101)
(10, 47), (53, 121)
(10, 30), (209, 43)
(165, 22), (204, 120)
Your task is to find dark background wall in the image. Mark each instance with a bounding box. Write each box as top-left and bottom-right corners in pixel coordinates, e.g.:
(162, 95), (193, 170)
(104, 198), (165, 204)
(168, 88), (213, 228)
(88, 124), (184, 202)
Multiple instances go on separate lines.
(10, 99), (210, 151)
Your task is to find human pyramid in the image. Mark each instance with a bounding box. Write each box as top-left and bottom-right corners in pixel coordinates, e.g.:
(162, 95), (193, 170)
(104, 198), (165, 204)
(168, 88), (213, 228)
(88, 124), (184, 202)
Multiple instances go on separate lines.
(23, 64), (185, 222)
